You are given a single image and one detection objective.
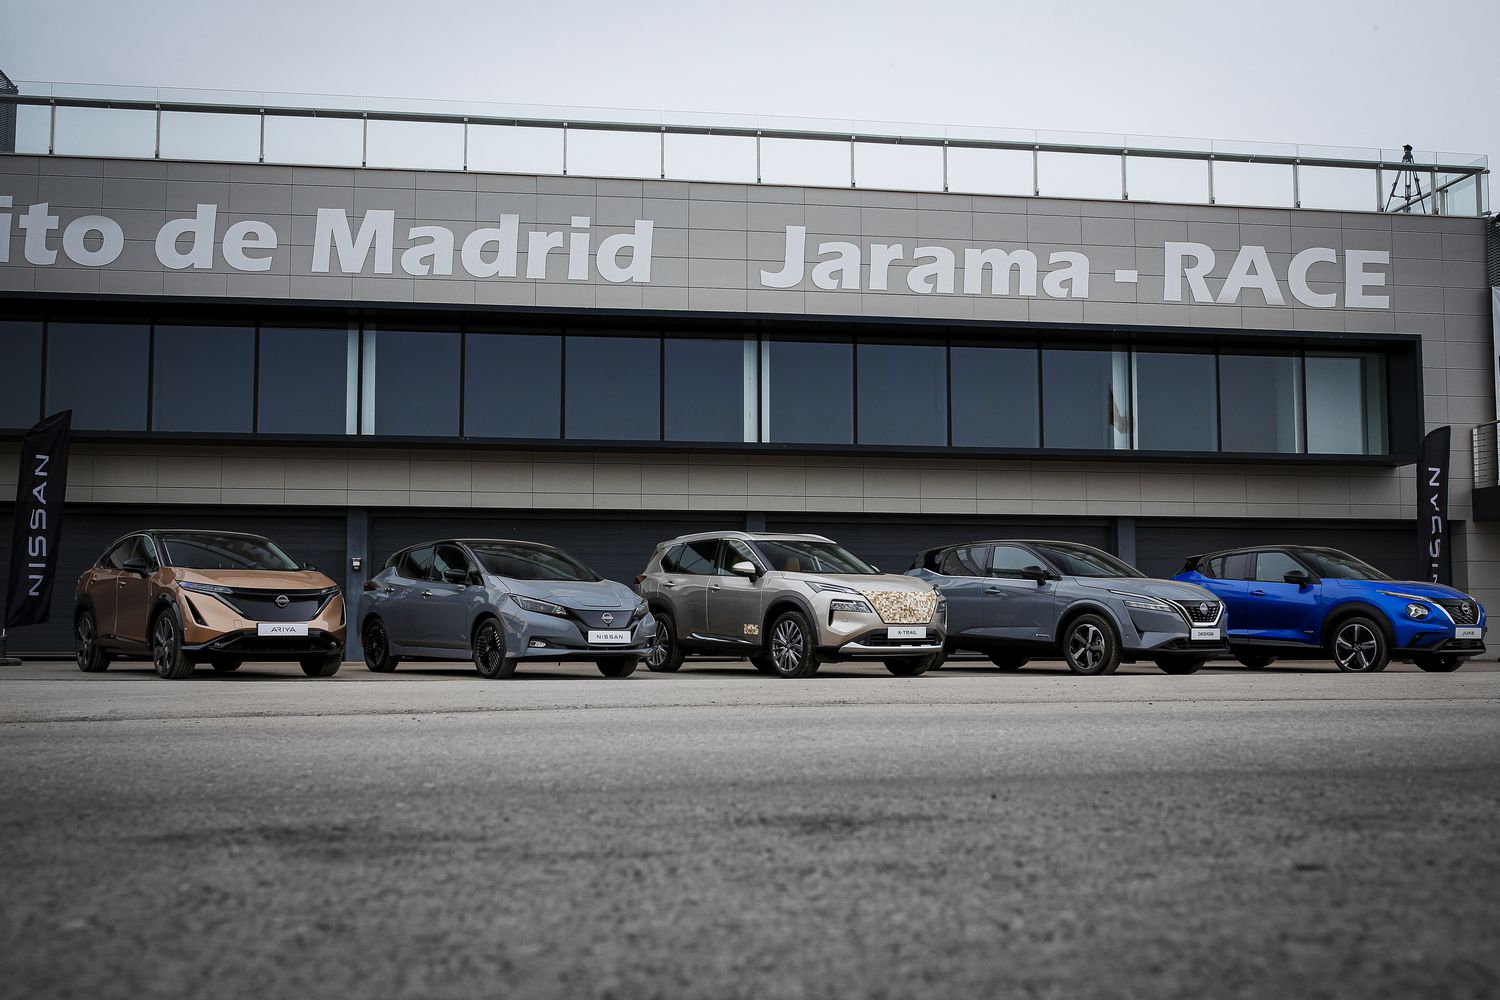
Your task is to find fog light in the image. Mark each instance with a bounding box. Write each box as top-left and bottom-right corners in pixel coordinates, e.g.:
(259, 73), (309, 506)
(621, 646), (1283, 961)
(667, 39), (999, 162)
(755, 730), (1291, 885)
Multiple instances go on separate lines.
(1405, 603), (1429, 620)
(528, 639), (547, 648)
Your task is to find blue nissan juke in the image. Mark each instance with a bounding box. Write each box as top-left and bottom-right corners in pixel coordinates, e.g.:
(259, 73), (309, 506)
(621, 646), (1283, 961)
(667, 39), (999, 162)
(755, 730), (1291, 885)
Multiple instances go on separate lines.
(1173, 545), (1486, 673)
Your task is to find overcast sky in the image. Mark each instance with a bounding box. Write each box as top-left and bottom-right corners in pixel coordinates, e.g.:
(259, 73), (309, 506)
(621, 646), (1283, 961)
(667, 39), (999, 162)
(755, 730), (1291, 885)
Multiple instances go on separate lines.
(4, 0), (1497, 168)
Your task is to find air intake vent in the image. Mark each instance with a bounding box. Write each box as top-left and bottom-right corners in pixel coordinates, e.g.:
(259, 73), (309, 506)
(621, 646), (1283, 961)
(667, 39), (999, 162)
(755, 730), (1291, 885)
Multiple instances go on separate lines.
(1487, 216), (1500, 288)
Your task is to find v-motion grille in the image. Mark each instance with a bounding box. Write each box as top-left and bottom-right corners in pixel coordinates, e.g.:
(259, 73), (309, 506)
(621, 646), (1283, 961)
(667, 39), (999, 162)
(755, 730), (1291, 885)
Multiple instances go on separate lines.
(215, 589), (335, 622)
(1172, 600), (1222, 625)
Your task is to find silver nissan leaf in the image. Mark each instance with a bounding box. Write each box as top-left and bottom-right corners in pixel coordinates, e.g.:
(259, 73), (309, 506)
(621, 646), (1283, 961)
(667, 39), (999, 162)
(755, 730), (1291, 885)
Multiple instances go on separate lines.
(357, 538), (655, 679)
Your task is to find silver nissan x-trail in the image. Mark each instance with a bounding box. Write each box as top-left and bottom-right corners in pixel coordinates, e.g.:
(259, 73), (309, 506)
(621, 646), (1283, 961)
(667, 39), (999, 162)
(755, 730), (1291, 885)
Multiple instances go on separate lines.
(638, 531), (946, 678)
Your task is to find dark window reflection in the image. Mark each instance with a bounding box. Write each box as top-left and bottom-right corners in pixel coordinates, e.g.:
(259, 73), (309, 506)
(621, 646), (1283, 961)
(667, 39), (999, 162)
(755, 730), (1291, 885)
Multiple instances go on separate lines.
(858, 343), (946, 446)
(259, 327), (350, 435)
(950, 346), (1038, 448)
(46, 322), (150, 431)
(1219, 354), (1302, 453)
(369, 329), (461, 436)
(565, 336), (660, 441)
(767, 340), (853, 444)
(466, 332), (562, 439)
(154, 325), (255, 433)
(1134, 352), (1217, 451)
(1042, 349), (1127, 450)
(0, 321), (43, 428)
(665, 338), (745, 442)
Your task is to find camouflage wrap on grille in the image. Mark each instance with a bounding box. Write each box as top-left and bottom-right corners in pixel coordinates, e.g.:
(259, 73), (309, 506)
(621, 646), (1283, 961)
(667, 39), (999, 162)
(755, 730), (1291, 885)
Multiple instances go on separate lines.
(857, 589), (938, 624)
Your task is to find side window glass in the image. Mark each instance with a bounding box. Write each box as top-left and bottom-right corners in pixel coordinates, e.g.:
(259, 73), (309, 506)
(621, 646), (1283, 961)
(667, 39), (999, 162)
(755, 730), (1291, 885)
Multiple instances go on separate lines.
(1203, 556), (1224, 579)
(1223, 553), (1254, 580)
(402, 547), (434, 580)
(431, 544), (471, 581)
(104, 540), (133, 569)
(939, 546), (984, 577)
(989, 546), (1035, 579)
(138, 535), (160, 568)
(717, 540), (759, 574)
(676, 539), (720, 575)
(659, 544), (685, 574)
(1255, 551), (1303, 583)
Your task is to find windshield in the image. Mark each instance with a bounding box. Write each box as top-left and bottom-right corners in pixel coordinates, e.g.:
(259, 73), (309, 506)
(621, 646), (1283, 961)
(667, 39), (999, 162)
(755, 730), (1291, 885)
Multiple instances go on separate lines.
(1029, 542), (1143, 579)
(159, 532), (300, 571)
(1297, 548), (1391, 581)
(469, 542), (600, 582)
(754, 539), (878, 575)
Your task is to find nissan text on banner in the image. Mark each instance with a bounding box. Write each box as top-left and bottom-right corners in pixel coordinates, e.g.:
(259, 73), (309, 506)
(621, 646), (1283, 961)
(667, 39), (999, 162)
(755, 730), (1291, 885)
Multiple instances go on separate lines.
(4, 410), (71, 630)
(1416, 426), (1452, 586)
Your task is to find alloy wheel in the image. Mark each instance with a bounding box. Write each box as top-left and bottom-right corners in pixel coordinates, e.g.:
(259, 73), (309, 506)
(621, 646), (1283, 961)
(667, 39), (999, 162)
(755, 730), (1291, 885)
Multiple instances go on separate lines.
(475, 623), (505, 675)
(76, 615), (95, 670)
(1068, 623), (1106, 672)
(365, 620), (387, 662)
(153, 616), (177, 673)
(645, 622), (669, 669)
(771, 619), (805, 673)
(1334, 622), (1379, 671)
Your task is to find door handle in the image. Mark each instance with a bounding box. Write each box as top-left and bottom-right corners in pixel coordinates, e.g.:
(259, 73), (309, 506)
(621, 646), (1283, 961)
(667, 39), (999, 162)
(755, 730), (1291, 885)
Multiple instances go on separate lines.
(663, 580), (677, 589)
(1250, 589), (1268, 596)
(984, 587), (1002, 595)
(117, 580), (128, 588)
(421, 590), (434, 598)
(383, 586), (395, 595)
(710, 585), (722, 592)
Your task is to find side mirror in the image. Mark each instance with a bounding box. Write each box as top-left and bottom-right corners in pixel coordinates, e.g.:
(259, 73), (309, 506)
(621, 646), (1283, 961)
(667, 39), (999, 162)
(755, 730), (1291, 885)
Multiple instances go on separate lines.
(1283, 569), (1311, 586)
(442, 567), (469, 585)
(469, 571), (486, 587)
(121, 557), (151, 575)
(730, 560), (759, 578)
(1021, 565), (1053, 586)
(301, 561), (319, 572)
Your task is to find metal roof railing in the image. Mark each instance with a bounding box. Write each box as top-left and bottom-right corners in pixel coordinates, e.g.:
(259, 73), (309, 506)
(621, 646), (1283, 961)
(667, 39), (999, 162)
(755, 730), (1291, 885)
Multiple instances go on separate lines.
(0, 80), (1489, 215)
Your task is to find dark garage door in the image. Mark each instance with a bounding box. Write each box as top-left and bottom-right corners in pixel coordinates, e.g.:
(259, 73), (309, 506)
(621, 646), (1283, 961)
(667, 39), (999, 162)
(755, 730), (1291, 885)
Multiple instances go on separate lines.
(0, 505), (347, 655)
(765, 515), (1113, 573)
(1135, 519), (1420, 580)
(369, 512), (738, 586)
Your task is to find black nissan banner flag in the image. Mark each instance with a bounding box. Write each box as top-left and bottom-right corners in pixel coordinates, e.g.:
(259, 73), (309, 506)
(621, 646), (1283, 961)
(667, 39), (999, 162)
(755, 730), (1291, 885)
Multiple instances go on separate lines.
(4, 410), (72, 629)
(1416, 425), (1452, 586)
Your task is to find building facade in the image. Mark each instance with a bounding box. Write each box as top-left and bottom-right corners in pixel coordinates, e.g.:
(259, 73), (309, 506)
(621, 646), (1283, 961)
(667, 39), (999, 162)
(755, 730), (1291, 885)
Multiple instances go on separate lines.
(0, 92), (1493, 656)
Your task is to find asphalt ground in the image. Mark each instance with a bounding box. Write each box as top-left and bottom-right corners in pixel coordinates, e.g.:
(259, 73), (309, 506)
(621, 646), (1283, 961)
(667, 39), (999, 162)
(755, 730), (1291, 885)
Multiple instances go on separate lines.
(2, 656), (1498, 1000)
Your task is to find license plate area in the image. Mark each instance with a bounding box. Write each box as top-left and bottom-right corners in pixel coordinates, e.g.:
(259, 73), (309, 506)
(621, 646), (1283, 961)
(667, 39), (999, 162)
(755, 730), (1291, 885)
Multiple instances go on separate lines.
(1455, 626), (1482, 639)
(887, 626), (926, 640)
(1190, 627), (1221, 642)
(257, 622), (309, 637)
(588, 630), (631, 645)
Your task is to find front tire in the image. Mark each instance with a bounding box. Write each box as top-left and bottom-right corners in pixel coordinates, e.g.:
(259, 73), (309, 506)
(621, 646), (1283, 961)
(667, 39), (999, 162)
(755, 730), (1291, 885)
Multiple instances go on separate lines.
(1061, 614), (1121, 676)
(75, 610), (111, 673)
(990, 652), (1029, 671)
(766, 610), (819, 678)
(1155, 657), (1208, 675)
(884, 654), (938, 677)
(596, 655), (639, 678)
(473, 619), (518, 679)
(300, 654), (341, 677)
(1329, 617), (1390, 673)
(644, 613), (684, 673)
(1413, 653), (1465, 673)
(1234, 650), (1277, 669)
(151, 609), (194, 680)
(362, 617), (400, 673)
(748, 653), (776, 674)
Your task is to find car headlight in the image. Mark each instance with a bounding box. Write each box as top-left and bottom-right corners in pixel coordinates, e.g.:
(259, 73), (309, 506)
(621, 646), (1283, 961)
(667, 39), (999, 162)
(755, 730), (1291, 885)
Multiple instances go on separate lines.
(805, 581), (860, 596)
(1110, 590), (1173, 613)
(510, 594), (567, 616)
(179, 580), (233, 595)
(1405, 603), (1429, 620)
(829, 598), (874, 614)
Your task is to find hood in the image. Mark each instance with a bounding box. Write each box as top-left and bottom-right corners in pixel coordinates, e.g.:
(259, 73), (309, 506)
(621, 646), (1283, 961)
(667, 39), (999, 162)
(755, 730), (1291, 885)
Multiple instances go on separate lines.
(1333, 579), (1478, 603)
(791, 573), (935, 596)
(1075, 576), (1219, 603)
(504, 577), (636, 610)
(174, 567), (337, 591)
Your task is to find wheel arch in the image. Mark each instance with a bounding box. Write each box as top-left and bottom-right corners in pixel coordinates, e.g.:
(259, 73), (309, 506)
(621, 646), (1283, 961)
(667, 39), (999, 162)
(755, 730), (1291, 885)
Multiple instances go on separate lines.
(1055, 600), (1126, 651)
(762, 594), (819, 642)
(1319, 601), (1394, 649)
(469, 610), (503, 651)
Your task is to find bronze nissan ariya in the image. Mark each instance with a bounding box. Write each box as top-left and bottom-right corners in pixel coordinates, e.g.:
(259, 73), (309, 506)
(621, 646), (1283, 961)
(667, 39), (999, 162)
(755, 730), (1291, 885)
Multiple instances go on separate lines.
(74, 530), (345, 679)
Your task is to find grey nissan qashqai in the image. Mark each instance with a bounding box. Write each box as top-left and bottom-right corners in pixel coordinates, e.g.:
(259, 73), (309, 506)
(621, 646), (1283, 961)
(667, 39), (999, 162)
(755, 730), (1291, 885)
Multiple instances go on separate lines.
(638, 531), (946, 678)
(908, 539), (1229, 675)
(358, 539), (655, 678)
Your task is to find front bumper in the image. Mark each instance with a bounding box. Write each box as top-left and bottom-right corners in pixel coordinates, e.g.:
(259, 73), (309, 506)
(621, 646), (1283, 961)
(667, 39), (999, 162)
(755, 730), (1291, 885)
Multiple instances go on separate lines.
(503, 608), (657, 660)
(815, 606), (946, 659)
(178, 590), (346, 660)
(184, 629), (344, 660)
(1123, 605), (1227, 660)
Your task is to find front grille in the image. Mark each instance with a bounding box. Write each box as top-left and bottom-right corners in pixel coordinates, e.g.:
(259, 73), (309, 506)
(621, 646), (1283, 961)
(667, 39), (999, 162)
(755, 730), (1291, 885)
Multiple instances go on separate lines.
(1436, 599), (1480, 625)
(1172, 600), (1222, 625)
(567, 606), (643, 630)
(856, 629), (942, 648)
(858, 590), (938, 625)
(215, 588), (335, 622)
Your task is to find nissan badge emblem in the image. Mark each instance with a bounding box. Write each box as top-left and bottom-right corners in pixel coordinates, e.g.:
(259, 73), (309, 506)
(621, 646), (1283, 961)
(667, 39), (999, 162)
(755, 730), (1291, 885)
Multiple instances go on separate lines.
(601, 612), (614, 625)
(275, 594), (290, 609)
(1198, 602), (1209, 615)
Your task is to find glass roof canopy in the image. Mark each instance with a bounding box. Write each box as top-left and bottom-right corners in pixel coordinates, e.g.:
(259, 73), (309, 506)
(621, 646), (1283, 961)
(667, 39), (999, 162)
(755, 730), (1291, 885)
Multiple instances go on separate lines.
(2, 79), (1489, 216)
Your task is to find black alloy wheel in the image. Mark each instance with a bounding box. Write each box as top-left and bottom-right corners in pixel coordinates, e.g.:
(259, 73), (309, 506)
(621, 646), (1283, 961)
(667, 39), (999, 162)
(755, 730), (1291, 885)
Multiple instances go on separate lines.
(473, 620), (518, 679)
(151, 609), (194, 680)
(644, 614), (684, 673)
(362, 618), (400, 673)
(76, 610), (111, 673)
(1061, 614), (1121, 676)
(767, 610), (818, 678)
(1330, 617), (1389, 673)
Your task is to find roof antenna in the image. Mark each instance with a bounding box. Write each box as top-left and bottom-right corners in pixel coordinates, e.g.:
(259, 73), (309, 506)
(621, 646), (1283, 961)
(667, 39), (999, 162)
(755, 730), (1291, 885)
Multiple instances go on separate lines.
(1383, 144), (1429, 214)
